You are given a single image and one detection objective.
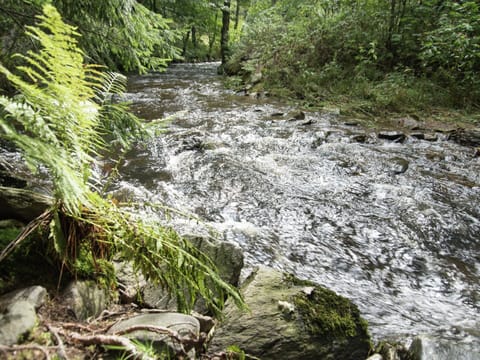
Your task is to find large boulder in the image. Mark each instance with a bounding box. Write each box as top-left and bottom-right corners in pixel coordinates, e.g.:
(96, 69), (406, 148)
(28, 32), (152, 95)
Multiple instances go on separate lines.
(209, 266), (372, 360)
(0, 286), (48, 345)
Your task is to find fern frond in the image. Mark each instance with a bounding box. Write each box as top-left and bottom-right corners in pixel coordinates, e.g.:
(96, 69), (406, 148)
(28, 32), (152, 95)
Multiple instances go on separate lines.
(0, 4), (245, 316)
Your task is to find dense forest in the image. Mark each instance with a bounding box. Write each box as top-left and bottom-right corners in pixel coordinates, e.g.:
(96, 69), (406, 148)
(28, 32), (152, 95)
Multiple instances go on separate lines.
(2, 0), (479, 113)
(0, 0), (479, 358)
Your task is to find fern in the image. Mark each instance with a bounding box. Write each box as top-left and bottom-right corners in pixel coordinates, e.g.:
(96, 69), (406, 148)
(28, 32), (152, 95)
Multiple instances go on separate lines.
(0, 4), (245, 315)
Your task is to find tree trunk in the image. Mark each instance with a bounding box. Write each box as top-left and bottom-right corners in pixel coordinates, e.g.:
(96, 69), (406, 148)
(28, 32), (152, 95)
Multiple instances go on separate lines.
(234, 0), (240, 30)
(208, 12), (218, 60)
(191, 26), (197, 49)
(182, 30), (190, 57)
(220, 0), (231, 65)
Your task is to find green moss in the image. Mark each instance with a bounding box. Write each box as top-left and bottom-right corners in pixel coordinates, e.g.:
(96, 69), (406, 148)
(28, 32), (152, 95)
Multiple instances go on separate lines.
(0, 226), (22, 244)
(292, 285), (366, 340)
(0, 225), (59, 294)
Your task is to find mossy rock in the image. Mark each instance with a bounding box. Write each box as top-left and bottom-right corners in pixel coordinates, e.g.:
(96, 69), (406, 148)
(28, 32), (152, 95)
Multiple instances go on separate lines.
(209, 266), (372, 360)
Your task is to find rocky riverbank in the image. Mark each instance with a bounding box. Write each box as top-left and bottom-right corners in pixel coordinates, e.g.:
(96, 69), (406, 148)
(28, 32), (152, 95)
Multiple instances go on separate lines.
(1, 218), (473, 360)
(2, 116), (480, 358)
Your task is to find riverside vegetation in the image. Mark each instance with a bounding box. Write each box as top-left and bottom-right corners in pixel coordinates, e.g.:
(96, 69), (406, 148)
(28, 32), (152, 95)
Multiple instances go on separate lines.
(225, 0), (480, 122)
(1, 0), (479, 359)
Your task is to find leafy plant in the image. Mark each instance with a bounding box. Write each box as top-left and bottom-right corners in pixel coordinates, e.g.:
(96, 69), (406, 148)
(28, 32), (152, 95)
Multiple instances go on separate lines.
(0, 4), (244, 315)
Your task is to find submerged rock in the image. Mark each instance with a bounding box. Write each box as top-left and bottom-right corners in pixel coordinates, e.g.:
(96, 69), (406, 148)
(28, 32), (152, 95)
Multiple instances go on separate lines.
(0, 286), (47, 345)
(389, 157), (410, 175)
(209, 266), (371, 360)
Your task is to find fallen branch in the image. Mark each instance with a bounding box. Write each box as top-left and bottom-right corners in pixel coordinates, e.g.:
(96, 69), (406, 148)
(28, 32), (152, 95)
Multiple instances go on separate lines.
(69, 333), (155, 360)
(46, 324), (69, 360)
(0, 344), (55, 359)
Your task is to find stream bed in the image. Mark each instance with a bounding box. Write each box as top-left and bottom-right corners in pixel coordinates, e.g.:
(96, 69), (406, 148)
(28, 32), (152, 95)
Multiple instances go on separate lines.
(117, 63), (479, 355)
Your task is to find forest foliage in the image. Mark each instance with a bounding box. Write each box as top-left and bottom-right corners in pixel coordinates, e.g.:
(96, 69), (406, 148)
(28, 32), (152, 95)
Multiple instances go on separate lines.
(229, 0), (480, 114)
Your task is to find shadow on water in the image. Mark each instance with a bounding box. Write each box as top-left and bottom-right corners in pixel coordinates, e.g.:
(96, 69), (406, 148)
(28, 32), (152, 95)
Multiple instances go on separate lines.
(117, 63), (479, 349)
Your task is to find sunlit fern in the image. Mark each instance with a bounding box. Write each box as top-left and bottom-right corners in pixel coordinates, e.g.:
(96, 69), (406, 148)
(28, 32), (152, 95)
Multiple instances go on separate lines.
(0, 4), (245, 315)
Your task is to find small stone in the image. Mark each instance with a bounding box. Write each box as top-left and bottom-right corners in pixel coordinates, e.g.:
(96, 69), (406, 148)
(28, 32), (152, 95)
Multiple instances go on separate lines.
(278, 300), (295, 314)
(423, 133), (438, 142)
(344, 121), (359, 126)
(410, 132), (425, 140)
(301, 286), (315, 296)
(0, 286), (48, 346)
(351, 133), (367, 143)
(389, 158), (409, 175)
(288, 111), (306, 121)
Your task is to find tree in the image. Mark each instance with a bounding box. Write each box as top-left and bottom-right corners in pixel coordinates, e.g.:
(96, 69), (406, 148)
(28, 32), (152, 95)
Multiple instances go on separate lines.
(221, 0), (232, 65)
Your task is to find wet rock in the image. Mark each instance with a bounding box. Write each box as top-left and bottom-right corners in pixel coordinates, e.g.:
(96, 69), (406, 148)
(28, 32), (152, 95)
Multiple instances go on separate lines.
(450, 128), (480, 147)
(62, 281), (109, 320)
(288, 110), (306, 121)
(423, 133), (438, 142)
(350, 133), (368, 143)
(367, 354), (384, 360)
(107, 312), (200, 359)
(0, 186), (52, 222)
(270, 112), (284, 118)
(143, 235), (244, 312)
(389, 157), (409, 175)
(0, 286), (48, 345)
(298, 119), (313, 126)
(209, 266), (371, 360)
(410, 133), (438, 142)
(410, 132), (425, 140)
(344, 121), (359, 126)
(409, 334), (480, 360)
(375, 341), (412, 360)
(378, 131), (406, 142)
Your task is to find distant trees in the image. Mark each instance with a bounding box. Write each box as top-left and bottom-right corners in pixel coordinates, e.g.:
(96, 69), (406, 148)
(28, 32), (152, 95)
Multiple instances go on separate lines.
(0, 0), (250, 74)
(228, 0), (480, 111)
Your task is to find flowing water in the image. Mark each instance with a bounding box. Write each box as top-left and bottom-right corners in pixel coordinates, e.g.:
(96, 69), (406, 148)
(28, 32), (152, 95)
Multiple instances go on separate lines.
(117, 63), (479, 352)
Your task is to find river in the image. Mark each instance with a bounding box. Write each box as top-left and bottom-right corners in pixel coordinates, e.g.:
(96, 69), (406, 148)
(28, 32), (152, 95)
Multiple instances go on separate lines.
(117, 63), (479, 355)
